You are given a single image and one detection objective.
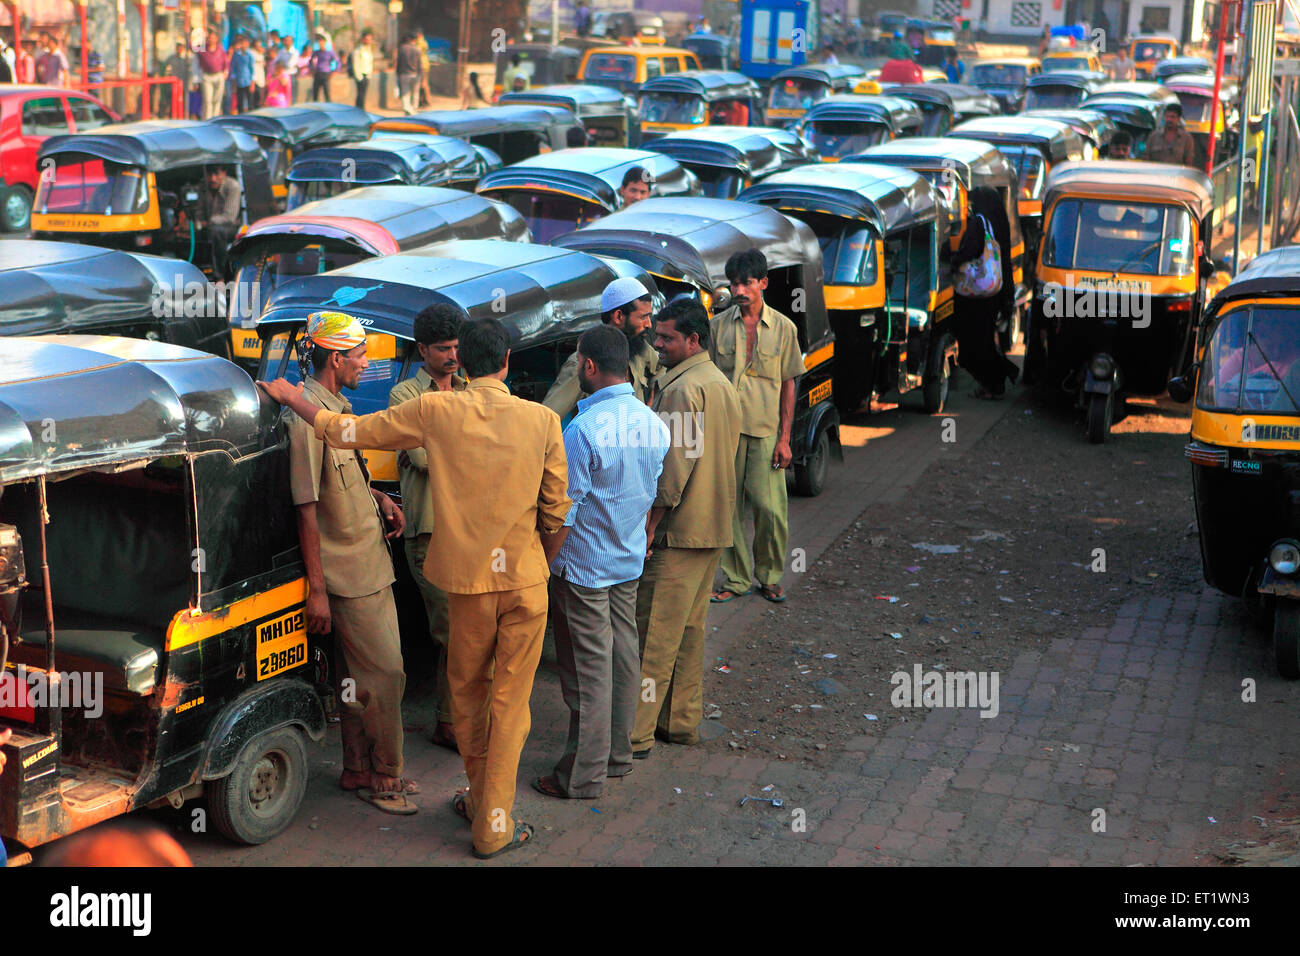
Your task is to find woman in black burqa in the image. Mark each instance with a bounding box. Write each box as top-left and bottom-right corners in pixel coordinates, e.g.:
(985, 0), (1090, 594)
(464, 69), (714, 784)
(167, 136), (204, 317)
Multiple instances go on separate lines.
(952, 185), (1020, 398)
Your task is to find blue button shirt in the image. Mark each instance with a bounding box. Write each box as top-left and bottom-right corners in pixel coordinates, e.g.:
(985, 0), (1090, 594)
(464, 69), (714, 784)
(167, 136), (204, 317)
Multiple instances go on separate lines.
(550, 382), (670, 589)
(230, 48), (254, 87)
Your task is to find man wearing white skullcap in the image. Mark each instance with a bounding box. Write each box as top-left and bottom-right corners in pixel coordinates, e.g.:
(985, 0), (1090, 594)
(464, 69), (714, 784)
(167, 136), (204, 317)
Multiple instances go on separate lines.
(543, 276), (659, 420)
(285, 311), (417, 815)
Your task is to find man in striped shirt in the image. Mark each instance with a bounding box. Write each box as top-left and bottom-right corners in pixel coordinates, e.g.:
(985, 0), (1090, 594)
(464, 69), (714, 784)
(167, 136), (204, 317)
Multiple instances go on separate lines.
(533, 325), (670, 799)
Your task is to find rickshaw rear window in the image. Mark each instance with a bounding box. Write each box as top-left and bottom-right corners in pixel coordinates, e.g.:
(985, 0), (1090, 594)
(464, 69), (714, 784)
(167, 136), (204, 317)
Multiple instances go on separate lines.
(769, 80), (828, 110)
(1134, 42), (1171, 61)
(1197, 307), (1300, 414)
(1173, 93), (1214, 122)
(640, 92), (705, 125)
(499, 192), (608, 243)
(1043, 199), (1194, 276)
(35, 158), (150, 216)
(1043, 57), (1091, 71)
(690, 166), (745, 199)
(972, 64), (1027, 85)
(793, 211), (878, 286)
(585, 55), (636, 82)
(1025, 88), (1085, 110)
(807, 120), (888, 158)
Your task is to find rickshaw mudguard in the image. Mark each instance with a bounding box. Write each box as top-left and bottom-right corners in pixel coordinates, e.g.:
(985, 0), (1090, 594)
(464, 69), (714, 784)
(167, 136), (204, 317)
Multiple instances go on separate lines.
(1259, 567), (1300, 599)
(199, 677), (325, 781)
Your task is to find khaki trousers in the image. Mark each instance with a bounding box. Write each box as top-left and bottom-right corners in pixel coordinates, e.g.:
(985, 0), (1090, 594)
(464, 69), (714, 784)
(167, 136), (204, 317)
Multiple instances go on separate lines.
(550, 574), (640, 797)
(446, 582), (548, 855)
(632, 546), (721, 752)
(329, 587), (406, 778)
(405, 534), (453, 724)
(719, 432), (789, 594)
(200, 72), (225, 118)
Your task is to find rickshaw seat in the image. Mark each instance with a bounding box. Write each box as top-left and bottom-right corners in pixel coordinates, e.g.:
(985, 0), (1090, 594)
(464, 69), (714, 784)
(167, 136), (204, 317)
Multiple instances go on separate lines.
(12, 603), (162, 696)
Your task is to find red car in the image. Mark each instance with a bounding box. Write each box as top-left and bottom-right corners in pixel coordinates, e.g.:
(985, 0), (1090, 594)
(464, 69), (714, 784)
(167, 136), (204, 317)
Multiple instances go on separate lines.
(0, 85), (118, 232)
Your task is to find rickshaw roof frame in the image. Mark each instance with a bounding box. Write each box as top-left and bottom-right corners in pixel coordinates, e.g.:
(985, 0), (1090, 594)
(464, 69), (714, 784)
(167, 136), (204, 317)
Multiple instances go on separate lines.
(475, 147), (698, 210)
(642, 126), (816, 176)
(210, 103), (377, 149)
(804, 94), (924, 134)
(0, 334), (267, 484)
(1089, 81), (1180, 102)
(948, 116), (1084, 162)
(1026, 70), (1107, 90)
(1042, 159), (1215, 221)
(1021, 108), (1119, 145)
(38, 119), (266, 172)
(497, 83), (629, 117)
(850, 136), (1020, 190)
(372, 104), (580, 139)
(285, 136), (485, 185)
(771, 63), (867, 86)
(639, 70), (759, 100)
(736, 161), (942, 236)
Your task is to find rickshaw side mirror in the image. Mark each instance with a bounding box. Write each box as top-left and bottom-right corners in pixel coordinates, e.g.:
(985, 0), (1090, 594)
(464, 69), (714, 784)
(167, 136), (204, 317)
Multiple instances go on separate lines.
(1167, 374), (1193, 404)
(711, 286), (733, 314)
(1199, 257), (1215, 279)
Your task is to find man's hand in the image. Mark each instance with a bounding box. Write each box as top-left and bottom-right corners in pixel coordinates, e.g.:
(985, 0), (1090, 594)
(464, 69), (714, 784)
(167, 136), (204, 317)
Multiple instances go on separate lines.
(373, 490), (404, 539)
(257, 378), (303, 406)
(772, 438), (793, 470)
(305, 588), (331, 634)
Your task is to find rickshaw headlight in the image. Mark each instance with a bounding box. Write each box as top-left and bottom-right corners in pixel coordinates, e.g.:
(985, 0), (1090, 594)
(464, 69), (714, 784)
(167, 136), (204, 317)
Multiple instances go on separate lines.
(1089, 355), (1115, 380)
(1269, 540), (1300, 576)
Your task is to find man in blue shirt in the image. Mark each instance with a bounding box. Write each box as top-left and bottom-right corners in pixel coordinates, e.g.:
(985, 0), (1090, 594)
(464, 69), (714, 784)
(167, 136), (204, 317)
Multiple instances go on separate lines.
(533, 325), (669, 800)
(229, 34), (255, 113)
(943, 48), (965, 83)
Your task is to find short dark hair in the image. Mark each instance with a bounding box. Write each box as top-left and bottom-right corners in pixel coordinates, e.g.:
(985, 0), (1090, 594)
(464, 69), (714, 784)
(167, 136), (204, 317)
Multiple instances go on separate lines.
(458, 318), (511, 377)
(725, 248), (768, 284)
(566, 125), (589, 148)
(656, 297), (710, 348)
(577, 324), (630, 376)
(1164, 102), (1183, 116)
(414, 302), (465, 346)
(621, 165), (652, 189)
(1111, 129), (1132, 147)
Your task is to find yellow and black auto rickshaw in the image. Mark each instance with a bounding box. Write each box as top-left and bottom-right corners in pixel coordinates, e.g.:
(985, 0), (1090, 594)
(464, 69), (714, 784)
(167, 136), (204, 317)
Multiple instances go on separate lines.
(797, 95), (923, 161)
(1129, 35), (1179, 79)
(1171, 245), (1300, 676)
(739, 162), (958, 415)
(0, 335), (330, 851)
(498, 83), (640, 147)
(492, 42), (581, 99)
(1029, 160), (1218, 443)
(642, 125), (817, 198)
(1161, 73), (1240, 165)
(765, 64), (868, 128)
(638, 70), (764, 140)
(1022, 70), (1108, 111)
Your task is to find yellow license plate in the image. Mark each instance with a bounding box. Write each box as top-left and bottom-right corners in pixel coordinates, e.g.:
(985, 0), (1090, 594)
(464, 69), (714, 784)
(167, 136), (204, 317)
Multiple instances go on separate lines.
(256, 608), (307, 681)
(808, 379), (833, 406)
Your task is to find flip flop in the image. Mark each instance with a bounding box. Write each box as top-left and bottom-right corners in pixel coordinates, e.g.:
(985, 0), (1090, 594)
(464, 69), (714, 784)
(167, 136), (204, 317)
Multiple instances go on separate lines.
(711, 589), (746, 604)
(451, 789), (471, 822)
(356, 788), (418, 815)
(758, 584), (787, 604)
(340, 774), (420, 794)
(471, 821), (535, 860)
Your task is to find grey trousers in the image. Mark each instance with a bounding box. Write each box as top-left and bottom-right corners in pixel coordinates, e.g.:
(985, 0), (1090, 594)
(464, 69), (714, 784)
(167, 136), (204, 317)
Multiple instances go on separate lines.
(549, 573), (640, 797)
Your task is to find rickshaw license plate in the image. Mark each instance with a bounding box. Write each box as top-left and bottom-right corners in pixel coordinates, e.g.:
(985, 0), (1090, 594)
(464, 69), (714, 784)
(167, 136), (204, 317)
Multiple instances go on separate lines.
(256, 608), (307, 681)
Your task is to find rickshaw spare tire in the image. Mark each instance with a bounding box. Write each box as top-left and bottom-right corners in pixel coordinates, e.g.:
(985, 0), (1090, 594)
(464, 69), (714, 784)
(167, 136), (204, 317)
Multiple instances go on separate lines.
(1273, 600), (1300, 680)
(1085, 391), (1112, 444)
(207, 725), (309, 845)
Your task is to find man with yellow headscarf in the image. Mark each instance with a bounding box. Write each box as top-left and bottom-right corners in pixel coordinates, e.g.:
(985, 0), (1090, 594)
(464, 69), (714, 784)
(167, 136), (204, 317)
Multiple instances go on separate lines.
(285, 311), (417, 815)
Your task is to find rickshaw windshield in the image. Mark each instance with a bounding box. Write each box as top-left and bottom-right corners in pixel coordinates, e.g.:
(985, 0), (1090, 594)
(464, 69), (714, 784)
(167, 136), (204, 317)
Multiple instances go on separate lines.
(287, 179), (385, 210)
(1197, 307), (1300, 414)
(797, 211), (879, 285)
(1134, 42), (1171, 61)
(1044, 57), (1092, 71)
(999, 146), (1046, 200)
(769, 80), (826, 110)
(1043, 198), (1194, 276)
(499, 192), (607, 243)
(230, 240), (371, 323)
(1173, 93), (1214, 122)
(807, 119), (888, 157)
(1025, 88), (1085, 110)
(972, 64), (1027, 86)
(35, 158), (150, 215)
(640, 92), (706, 124)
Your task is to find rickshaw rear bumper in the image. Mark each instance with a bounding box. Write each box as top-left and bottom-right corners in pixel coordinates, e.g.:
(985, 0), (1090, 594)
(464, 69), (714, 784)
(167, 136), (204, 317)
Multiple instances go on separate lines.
(1259, 566), (1300, 599)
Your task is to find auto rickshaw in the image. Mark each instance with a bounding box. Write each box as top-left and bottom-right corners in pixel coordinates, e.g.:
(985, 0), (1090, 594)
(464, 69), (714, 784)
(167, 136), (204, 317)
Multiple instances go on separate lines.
(553, 197), (842, 495)
(738, 162), (958, 415)
(642, 125), (817, 198)
(1162, 73), (1240, 164)
(0, 335), (329, 850)
(682, 32), (739, 71)
(372, 105), (582, 164)
(852, 137), (1031, 350)
(284, 136), (495, 210)
(1169, 245), (1300, 676)
(1129, 35), (1179, 79)
(1080, 94), (1163, 156)
(1028, 160), (1216, 443)
(492, 43), (581, 99)
(498, 83), (639, 147)
(474, 146), (699, 242)
(948, 116), (1084, 270)
(250, 240), (660, 481)
(883, 85), (1002, 136)
(225, 185), (530, 370)
(211, 103), (375, 209)
(591, 9), (666, 44)
(904, 18), (956, 67)
(1022, 108), (1119, 158)
(969, 58), (1042, 113)
(1041, 50), (1104, 73)
(31, 120), (275, 275)
(1154, 56), (1213, 82)
(0, 240), (228, 356)
(576, 46), (702, 95)
(765, 64), (868, 128)
(1022, 70), (1107, 111)
(638, 71), (764, 140)
(797, 95), (923, 161)
(1086, 81), (1180, 108)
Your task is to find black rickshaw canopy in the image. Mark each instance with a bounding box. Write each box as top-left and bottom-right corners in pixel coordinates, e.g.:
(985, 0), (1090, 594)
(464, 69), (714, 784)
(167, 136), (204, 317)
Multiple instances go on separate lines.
(848, 136), (1018, 190)
(497, 83), (629, 117)
(254, 239), (657, 352)
(770, 63), (866, 90)
(1088, 81), (1180, 105)
(642, 125), (817, 177)
(1026, 69), (1107, 92)
(639, 70), (760, 102)
(286, 136), (488, 186)
(210, 103), (376, 149)
(1042, 159), (1215, 221)
(736, 162), (941, 236)
(802, 95), (924, 135)
(0, 335), (265, 483)
(475, 147), (699, 209)
(1205, 246), (1300, 309)
(885, 83), (1002, 121)
(372, 104), (580, 143)
(1154, 56), (1213, 80)
(1021, 108), (1119, 148)
(1079, 95), (1163, 131)
(39, 119), (266, 171)
(948, 116), (1085, 163)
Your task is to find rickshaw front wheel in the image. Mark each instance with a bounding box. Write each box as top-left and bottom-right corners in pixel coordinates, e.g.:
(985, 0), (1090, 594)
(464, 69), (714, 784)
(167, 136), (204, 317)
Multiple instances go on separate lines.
(1085, 391), (1112, 445)
(207, 726), (309, 845)
(1273, 600), (1300, 681)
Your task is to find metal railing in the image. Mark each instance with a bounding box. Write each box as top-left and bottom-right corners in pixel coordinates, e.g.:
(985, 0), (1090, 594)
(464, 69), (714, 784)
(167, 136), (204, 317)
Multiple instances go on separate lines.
(73, 76), (183, 122)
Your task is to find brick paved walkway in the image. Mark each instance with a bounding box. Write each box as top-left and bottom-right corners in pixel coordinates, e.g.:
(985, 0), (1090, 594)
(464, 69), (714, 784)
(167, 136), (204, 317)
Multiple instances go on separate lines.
(173, 387), (1298, 866)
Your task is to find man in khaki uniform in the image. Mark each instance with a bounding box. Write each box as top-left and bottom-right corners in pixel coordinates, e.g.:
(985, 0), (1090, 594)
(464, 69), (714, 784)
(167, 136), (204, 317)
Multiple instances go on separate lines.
(285, 311), (413, 814)
(388, 303), (467, 751)
(1145, 103), (1196, 166)
(261, 317), (570, 860)
(710, 249), (805, 604)
(542, 277), (659, 419)
(632, 297), (741, 756)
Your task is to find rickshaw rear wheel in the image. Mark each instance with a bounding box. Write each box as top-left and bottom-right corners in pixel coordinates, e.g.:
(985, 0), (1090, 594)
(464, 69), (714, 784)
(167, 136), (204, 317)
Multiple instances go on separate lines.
(922, 371), (948, 414)
(1085, 392), (1112, 444)
(1273, 600), (1300, 680)
(793, 428), (830, 497)
(997, 305), (1022, 354)
(208, 726), (309, 845)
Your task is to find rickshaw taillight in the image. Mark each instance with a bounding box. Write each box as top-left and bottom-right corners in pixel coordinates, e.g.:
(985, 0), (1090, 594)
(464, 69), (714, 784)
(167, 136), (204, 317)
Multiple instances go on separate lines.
(1167, 298), (1192, 312)
(1184, 442), (1228, 466)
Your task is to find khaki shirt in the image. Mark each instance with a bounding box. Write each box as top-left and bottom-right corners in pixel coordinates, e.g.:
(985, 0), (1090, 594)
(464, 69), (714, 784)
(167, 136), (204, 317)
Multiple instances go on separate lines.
(200, 176), (242, 227)
(314, 377), (570, 594)
(709, 302), (805, 438)
(1145, 126), (1196, 166)
(542, 337), (660, 419)
(652, 351), (741, 549)
(388, 366), (467, 538)
(287, 378), (395, 599)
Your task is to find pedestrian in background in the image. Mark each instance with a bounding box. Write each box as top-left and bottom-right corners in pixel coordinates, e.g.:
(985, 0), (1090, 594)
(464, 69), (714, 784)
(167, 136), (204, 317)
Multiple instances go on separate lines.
(159, 41), (191, 117)
(36, 32), (69, 87)
(250, 38), (267, 107)
(277, 34), (298, 102)
(943, 47), (965, 83)
(195, 29), (228, 118)
(228, 34), (255, 114)
(415, 27), (433, 109)
(388, 304), (467, 754)
(351, 29), (375, 109)
(534, 324), (669, 800)
(632, 297), (741, 758)
(1145, 102), (1196, 166)
(1110, 45), (1135, 80)
(397, 32), (422, 115)
(309, 32), (338, 102)
(265, 60), (291, 107)
(952, 186), (1018, 398)
(16, 39), (36, 83)
(710, 249), (806, 606)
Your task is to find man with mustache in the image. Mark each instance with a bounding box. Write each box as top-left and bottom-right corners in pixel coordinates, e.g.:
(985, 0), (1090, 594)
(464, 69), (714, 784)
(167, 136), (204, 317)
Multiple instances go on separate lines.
(543, 277), (659, 420)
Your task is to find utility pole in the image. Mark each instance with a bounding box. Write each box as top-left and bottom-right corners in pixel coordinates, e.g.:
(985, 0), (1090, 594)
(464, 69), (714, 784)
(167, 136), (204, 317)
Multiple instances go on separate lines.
(457, 0), (474, 102)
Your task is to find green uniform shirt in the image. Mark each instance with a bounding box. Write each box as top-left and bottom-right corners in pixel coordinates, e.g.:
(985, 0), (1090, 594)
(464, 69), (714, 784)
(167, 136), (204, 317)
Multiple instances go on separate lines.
(709, 302), (805, 438)
(542, 336), (660, 419)
(388, 366), (468, 538)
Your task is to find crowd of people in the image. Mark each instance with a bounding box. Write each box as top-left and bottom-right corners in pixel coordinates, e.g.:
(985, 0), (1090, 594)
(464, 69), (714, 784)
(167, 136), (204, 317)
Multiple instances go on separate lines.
(256, 240), (806, 858)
